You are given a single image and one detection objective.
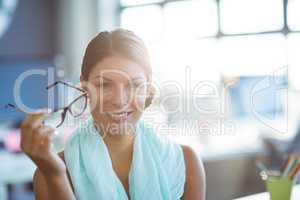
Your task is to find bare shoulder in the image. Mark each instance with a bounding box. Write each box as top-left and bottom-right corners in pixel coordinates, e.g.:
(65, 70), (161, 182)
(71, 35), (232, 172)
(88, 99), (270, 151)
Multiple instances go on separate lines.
(180, 145), (206, 200)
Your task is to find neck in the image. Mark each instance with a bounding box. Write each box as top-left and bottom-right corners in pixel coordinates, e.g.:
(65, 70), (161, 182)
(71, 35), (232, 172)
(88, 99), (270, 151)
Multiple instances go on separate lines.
(103, 133), (135, 155)
(95, 123), (136, 155)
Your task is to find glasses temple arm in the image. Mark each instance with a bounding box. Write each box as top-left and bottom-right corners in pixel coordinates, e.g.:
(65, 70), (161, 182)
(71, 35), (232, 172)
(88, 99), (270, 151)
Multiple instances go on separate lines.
(46, 81), (86, 93)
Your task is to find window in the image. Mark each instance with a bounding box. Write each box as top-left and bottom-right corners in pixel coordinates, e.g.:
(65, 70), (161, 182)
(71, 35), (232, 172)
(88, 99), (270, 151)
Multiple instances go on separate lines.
(120, 0), (219, 77)
(219, 34), (286, 75)
(0, 0), (18, 38)
(121, 5), (163, 42)
(118, 0), (297, 79)
(287, 34), (300, 89)
(288, 0), (300, 31)
(120, 0), (163, 6)
(116, 0), (300, 151)
(220, 0), (284, 34)
(164, 0), (218, 38)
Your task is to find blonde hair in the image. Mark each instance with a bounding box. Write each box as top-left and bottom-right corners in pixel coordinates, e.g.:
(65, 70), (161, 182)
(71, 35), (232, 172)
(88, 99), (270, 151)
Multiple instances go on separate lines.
(81, 28), (154, 108)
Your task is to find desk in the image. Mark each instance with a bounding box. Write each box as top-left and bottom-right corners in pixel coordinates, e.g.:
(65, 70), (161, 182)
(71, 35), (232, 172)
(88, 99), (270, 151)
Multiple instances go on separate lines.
(235, 184), (300, 200)
(0, 151), (35, 200)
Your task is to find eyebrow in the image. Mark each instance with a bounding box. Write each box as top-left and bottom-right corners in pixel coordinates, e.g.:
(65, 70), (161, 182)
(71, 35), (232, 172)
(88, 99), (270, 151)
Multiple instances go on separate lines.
(132, 77), (146, 81)
(91, 76), (112, 81)
(91, 75), (145, 81)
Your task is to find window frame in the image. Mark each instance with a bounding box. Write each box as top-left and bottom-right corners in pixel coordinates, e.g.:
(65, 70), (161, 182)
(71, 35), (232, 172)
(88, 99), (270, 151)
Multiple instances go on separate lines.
(117, 0), (300, 40)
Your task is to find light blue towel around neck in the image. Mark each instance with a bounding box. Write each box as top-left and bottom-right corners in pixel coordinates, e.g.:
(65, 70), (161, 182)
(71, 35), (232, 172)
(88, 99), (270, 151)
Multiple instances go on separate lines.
(64, 116), (186, 200)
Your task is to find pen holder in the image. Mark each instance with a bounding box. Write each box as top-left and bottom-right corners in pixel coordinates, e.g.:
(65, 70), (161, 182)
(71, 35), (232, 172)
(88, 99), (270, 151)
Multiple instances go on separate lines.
(266, 177), (293, 200)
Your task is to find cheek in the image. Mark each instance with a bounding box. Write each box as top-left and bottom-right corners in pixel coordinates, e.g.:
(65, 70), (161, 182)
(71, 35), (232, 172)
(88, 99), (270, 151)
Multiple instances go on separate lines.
(87, 91), (112, 113)
(132, 92), (147, 111)
(92, 86), (120, 106)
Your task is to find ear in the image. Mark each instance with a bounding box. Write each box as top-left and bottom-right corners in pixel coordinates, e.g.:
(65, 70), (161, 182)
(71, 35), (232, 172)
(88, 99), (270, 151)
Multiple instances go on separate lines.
(145, 84), (155, 108)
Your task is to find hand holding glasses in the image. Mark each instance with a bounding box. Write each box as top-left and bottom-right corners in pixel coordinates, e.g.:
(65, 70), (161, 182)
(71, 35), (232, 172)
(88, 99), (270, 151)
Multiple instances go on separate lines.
(3, 81), (88, 129)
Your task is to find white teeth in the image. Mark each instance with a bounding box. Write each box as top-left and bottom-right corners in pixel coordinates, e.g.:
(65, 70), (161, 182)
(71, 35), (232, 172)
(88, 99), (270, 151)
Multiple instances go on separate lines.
(107, 111), (133, 119)
(110, 112), (128, 117)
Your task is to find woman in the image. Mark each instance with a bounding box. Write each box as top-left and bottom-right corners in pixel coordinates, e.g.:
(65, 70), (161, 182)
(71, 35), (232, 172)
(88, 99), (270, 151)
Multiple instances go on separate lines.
(20, 29), (206, 200)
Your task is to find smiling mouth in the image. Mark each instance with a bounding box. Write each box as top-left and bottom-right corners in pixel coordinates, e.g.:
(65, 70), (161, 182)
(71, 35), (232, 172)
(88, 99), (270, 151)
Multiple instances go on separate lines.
(108, 111), (133, 117)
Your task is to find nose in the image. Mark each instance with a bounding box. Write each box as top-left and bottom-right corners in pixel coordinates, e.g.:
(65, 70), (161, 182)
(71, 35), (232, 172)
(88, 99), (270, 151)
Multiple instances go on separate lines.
(112, 85), (131, 108)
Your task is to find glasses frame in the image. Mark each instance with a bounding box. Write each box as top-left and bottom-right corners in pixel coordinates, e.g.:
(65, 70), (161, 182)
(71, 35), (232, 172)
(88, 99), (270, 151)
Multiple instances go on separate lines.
(3, 81), (88, 128)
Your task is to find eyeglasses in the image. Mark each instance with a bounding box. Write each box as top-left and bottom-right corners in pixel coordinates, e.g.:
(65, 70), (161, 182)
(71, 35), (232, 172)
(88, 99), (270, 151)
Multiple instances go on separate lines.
(3, 81), (88, 128)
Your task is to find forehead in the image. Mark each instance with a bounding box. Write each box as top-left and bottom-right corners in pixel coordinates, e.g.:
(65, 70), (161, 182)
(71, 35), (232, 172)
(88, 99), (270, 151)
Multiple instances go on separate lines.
(88, 56), (147, 80)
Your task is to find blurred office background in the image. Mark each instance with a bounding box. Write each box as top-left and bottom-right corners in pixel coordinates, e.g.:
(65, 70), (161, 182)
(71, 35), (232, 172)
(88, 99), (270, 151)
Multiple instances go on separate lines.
(1, 0), (300, 199)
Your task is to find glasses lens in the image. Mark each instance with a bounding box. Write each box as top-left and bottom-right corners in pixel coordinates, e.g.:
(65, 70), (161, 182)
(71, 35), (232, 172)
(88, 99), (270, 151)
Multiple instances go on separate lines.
(69, 95), (87, 117)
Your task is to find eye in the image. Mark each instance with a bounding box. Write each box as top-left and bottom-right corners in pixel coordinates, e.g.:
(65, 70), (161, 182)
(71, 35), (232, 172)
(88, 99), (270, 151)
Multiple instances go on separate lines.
(133, 81), (144, 87)
(93, 81), (110, 88)
(101, 82), (111, 87)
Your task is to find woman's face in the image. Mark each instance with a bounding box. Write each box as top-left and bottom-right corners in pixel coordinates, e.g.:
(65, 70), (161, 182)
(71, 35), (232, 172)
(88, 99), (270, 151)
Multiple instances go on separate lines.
(81, 56), (149, 135)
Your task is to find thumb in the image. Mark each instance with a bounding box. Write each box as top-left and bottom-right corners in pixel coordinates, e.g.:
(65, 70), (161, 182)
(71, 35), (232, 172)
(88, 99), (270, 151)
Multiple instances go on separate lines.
(28, 108), (52, 124)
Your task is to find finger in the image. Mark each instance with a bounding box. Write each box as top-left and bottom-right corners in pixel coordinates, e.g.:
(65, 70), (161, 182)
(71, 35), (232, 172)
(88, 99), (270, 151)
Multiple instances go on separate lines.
(40, 128), (55, 151)
(21, 124), (42, 154)
(21, 108), (51, 139)
(20, 122), (43, 152)
(31, 126), (55, 154)
(32, 125), (55, 146)
(36, 128), (55, 156)
(39, 126), (55, 142)
(27, 108), (52, 125)
(21, 108), (51, 127)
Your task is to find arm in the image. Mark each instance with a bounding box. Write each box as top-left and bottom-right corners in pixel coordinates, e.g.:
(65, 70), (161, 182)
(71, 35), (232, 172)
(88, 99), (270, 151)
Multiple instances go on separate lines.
(181, 145), (206, 200)
(20, 110), (75, 200)
(33, 152), (75, 200)
(33, 169), (75, 200)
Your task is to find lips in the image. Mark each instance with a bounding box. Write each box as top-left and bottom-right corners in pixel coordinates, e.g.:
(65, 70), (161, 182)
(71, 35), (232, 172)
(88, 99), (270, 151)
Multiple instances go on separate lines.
(106, 111), (134, 122)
